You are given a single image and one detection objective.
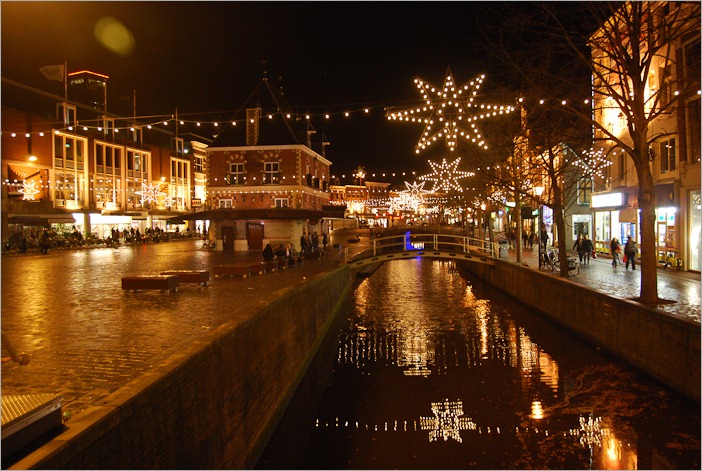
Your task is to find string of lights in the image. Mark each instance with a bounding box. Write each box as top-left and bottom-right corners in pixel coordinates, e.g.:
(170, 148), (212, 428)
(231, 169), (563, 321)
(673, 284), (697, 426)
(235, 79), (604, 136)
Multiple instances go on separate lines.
(2, 90), (681, 137)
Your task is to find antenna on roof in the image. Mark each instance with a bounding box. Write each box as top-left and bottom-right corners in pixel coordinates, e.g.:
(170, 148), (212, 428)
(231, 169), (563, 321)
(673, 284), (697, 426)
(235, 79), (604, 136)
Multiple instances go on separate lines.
(261, 59), (269, 80)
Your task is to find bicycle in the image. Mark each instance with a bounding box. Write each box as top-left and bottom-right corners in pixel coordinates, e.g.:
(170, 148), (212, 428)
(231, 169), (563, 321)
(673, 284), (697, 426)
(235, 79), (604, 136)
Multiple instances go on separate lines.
(201, 239), (215, 251)
(541, 247), (579, 276)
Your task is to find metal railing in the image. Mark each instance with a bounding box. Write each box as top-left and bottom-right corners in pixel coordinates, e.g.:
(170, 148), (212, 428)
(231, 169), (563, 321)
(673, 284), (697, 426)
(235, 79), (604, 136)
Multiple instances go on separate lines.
(340, 232), (499, 265)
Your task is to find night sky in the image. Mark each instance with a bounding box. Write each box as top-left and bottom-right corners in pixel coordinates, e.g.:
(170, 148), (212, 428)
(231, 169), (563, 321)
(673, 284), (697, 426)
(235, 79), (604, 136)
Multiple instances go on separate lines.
(1, 1), (583, 184)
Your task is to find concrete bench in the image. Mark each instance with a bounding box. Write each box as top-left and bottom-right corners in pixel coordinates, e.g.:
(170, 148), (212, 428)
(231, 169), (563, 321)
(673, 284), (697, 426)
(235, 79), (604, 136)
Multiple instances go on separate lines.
(214, 264), (252, 278)
(262, 260), (277, 273)
(122, 275), (179, 293)
(160, 270), (209, 286)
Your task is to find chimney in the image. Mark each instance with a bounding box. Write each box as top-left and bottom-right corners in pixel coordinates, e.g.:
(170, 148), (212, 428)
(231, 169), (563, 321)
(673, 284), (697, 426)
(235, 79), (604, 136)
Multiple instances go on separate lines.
(246, 107), (261, 146)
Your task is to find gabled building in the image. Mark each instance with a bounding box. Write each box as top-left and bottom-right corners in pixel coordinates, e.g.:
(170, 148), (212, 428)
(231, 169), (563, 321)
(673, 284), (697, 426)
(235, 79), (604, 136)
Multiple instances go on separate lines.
(197, 78), (333, 252)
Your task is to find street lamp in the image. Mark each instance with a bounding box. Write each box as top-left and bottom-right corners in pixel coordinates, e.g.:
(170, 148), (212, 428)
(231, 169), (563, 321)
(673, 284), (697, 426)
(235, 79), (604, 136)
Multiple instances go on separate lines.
(534, 186), (545, 250)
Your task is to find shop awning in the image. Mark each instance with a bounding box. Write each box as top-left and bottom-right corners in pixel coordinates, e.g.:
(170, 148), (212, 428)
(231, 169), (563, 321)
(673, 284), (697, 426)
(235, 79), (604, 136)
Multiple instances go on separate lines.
(8, 215), (76, 226)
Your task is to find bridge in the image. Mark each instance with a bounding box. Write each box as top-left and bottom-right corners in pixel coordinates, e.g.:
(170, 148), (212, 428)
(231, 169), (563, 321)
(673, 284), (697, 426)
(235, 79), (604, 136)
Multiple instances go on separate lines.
(341, 231), (499, 270)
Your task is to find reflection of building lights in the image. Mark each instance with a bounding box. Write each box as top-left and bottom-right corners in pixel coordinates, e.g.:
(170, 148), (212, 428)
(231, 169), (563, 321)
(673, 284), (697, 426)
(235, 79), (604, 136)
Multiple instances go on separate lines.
(569, 414), (605, 449)
(530, 400), (544, 420)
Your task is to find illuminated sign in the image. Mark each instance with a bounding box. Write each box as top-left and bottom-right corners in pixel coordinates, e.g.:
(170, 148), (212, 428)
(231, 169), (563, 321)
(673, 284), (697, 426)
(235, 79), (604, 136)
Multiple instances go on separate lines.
(591, 192), (624, 208)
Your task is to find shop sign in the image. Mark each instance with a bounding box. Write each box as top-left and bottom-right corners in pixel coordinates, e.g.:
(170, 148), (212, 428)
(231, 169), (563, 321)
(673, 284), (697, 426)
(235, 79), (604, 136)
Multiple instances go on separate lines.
(192, 198), (202, 207)
(591, 192), (625, 208)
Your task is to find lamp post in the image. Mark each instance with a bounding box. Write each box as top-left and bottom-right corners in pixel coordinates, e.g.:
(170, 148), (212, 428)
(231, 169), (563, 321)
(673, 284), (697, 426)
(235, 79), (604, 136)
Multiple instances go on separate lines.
(534, 185), (545, 250)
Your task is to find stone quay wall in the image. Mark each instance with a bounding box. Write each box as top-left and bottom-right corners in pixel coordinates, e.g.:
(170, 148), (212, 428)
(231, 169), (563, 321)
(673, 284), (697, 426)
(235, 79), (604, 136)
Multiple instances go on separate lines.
(18, 265), (353, 470)
(458, 259), (700, 403)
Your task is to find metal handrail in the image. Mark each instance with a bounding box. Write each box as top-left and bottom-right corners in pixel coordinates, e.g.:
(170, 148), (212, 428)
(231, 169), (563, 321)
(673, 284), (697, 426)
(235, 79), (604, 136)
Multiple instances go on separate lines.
(340, 232), (499, 264)
(1, 331), (31, 365)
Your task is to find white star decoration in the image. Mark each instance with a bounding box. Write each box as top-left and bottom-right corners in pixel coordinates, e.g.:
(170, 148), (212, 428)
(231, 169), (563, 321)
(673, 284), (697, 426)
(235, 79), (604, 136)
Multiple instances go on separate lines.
(419, 399), (477, 443)
(19, 180), (40, 200)
(420, 157), (474, 193)
(387, 68), (515, 153)
(135, 182), (165, 205)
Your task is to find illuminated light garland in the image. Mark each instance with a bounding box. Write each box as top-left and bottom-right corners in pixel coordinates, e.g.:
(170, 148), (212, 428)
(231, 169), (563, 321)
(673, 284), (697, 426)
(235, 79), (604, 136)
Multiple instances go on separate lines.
(573, 148), (613, 179)
(387, 69), (516, 153)
(419, 157), (475, 193)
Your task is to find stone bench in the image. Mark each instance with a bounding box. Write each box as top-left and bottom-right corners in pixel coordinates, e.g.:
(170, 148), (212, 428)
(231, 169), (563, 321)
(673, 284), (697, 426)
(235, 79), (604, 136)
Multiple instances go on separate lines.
(214, 264), (252, 278)
(160, 270), (210, 286)
(122, 275), (179, 293)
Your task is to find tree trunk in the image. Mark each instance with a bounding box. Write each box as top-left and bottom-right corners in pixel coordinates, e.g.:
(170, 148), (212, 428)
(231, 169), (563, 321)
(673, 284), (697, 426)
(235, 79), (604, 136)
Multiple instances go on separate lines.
(515, 191), (523, 263)
(552, 183), (569, 277)
(635, 159), (660, 303)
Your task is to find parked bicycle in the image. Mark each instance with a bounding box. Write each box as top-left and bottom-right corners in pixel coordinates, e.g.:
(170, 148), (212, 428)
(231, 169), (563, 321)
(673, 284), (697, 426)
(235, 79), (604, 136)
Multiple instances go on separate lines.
(539, 247), (579, 276)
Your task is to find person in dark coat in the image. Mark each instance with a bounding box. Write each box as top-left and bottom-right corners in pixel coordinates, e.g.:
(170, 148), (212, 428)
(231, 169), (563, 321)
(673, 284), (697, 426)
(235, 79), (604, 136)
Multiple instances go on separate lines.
(624, 236), (638, 270)
(581, 235), (594, 265)
(262, 243), (274, 261)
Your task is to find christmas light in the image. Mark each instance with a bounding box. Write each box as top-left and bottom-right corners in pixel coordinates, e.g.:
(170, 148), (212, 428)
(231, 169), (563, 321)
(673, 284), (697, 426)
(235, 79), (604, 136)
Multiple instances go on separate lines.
(419, 157), (474, 193)
(387, 69), (515, 153)
(18, 180), (40, 200)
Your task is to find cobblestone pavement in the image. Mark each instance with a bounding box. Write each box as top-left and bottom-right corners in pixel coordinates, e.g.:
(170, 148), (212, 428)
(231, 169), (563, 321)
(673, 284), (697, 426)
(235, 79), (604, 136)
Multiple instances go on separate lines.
(2, 234), (698, 426)
(1, 239), (340, 419)
(505, 245), (701, 323)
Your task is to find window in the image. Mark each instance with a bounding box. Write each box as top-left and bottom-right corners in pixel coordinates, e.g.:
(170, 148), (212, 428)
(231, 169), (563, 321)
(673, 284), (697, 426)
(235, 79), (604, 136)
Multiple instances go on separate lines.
(274, 198), (289, 208)
(194, 154), (204, 173)
(658, 64), (674, 110)
(688, 98), (701, 163)
(103, 117), (114, 136)
(57, 103), (76, 127)
(219, 199), (233, 209)
(174, 137), (184, 157)
(227, 163), (244, 185)
(659, 138), (676, 173)
(684, 38), (701, 88)
(264, 161), (280, 184)
(577, 178), (592, 205)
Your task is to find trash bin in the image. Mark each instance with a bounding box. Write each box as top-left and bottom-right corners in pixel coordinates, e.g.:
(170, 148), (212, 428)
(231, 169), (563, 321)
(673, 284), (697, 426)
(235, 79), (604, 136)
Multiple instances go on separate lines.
(498, 240), (508, 258)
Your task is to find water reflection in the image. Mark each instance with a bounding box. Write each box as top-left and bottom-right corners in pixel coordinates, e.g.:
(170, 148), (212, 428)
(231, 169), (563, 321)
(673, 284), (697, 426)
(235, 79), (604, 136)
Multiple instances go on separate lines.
(261, 258), (700, 470)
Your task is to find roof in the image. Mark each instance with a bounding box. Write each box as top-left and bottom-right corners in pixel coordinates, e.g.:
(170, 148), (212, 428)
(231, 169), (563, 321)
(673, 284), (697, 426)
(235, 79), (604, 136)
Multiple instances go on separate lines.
(209, 78), (329, 154)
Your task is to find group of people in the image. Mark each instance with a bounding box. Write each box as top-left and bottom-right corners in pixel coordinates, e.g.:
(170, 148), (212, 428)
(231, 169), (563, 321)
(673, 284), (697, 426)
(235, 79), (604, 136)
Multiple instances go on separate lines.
(572, 234), (595, 265)
(262, 242), (299, 266)
(299, 231), (328, 258)
(573, 233), (638, 269)
(610, 235), (638, 269)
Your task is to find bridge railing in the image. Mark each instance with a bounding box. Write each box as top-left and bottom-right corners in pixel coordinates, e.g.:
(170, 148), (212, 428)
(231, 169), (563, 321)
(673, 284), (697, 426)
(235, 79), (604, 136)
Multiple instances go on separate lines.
(339, 232), (499, 264)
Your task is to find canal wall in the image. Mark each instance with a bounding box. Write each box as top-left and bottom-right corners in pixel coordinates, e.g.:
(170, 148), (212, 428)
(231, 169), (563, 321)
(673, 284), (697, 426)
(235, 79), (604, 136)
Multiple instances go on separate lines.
(457, 259), (700, 403)
(15, 265), (353, 470)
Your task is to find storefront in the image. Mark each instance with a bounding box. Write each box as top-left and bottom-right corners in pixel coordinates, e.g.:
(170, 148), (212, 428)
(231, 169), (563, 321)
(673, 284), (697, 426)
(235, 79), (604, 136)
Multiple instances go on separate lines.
(687, 190), (700, 271)
(591, 191), (634, 254)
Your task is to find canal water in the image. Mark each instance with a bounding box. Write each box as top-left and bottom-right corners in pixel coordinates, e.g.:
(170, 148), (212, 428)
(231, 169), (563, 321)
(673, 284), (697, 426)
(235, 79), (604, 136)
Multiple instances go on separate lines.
(257, 258), (700, 470)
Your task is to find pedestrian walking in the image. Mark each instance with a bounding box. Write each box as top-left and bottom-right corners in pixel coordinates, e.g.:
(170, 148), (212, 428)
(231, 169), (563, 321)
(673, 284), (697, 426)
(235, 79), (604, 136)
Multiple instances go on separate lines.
(539, 224), (549, 251)
(573, 234), (583, 263)
(581, 235), (594, 265)
(322, 232), (328, 256)
(624, 236), (638, 270)
(610, 237), (621, 267)
(39, 228), (51, 254)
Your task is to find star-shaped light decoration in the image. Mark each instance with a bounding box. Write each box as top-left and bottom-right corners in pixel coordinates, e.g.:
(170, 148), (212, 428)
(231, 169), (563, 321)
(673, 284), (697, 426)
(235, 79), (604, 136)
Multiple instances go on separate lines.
(19, 180), (40, 200)
(419, 399), (477, 443)
(135, 182), (166, 205)
(402, 180), (430, 200)
(419, 157), (474, 193)
(573, 148), (613, 179)
(162, 195), (176, 209)
(387, 68), (515, 153)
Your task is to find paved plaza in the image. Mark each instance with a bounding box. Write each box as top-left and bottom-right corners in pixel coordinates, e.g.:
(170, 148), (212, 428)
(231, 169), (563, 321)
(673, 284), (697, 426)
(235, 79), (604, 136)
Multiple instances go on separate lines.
(1, 233), (699, 430)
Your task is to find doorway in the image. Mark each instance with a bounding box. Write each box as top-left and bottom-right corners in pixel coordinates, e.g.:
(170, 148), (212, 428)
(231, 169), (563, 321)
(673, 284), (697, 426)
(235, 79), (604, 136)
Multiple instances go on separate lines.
(247, 223), (264, 251)
(222, 226), (235, 251)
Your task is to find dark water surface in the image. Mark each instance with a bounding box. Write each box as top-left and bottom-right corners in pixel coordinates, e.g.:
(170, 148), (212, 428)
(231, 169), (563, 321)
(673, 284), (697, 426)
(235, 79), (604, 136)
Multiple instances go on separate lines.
(258, 259), (700, 470)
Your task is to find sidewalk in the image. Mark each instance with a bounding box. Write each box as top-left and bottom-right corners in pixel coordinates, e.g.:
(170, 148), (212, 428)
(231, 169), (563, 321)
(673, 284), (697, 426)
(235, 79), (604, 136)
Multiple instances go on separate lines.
(504, 245), (701, 323)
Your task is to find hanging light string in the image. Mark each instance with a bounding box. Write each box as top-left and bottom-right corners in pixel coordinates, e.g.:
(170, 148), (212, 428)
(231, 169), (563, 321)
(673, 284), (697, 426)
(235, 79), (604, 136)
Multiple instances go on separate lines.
(1, 88), (662, 138)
